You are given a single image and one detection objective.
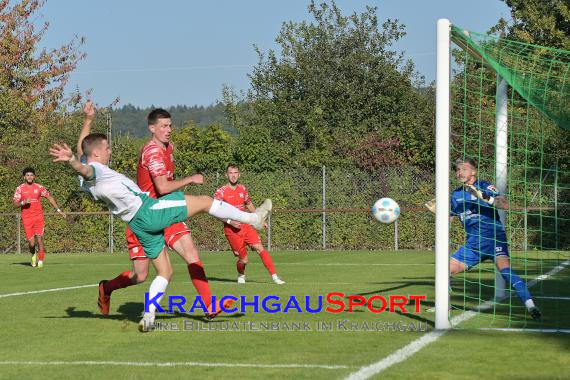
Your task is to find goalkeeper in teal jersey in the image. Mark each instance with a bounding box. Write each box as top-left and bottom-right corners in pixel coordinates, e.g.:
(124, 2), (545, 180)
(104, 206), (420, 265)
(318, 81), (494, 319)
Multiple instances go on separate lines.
(444, 157), (541, 320)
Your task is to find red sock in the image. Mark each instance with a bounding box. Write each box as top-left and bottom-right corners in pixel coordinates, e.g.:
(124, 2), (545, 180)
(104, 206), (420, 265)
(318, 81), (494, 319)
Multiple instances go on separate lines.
(38, 251), (45, 261)
(187, 261), (212, 308)
(236, 260), (246, 275)
(104, 271), (135, 294)
(259, 250), (276, 276)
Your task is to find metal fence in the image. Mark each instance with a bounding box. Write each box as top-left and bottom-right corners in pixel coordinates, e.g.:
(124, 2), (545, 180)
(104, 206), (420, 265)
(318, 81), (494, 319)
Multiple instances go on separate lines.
(1, 166), (436, 253)
(1, 165), (566, 253)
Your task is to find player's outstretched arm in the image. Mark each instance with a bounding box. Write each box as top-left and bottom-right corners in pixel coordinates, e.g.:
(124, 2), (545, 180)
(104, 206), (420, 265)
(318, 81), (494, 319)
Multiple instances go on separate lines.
(464, 184), (495, 205)
(49, 143), (94, 179)
(493, 195), (509, 210)
(464, 184), (509, 210)
(45, 194), (67, 219)
(77, 101), (95, 158)
(152, 173), (204, 196)
(424, 198), (436, 214)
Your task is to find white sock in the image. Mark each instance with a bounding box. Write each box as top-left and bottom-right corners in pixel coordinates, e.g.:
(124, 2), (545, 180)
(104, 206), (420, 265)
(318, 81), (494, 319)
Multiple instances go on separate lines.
(208, 199), (258, 224)
(525, 299), (535, 310)
(147, 275), (169, 315)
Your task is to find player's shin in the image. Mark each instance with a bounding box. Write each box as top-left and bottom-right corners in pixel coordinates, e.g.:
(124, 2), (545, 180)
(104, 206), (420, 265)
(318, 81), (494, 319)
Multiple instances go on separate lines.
(499, 268), (533, 305)
(259, 250), (276, 275)
(187, 261), (212, 308)
(146, 275), (169, 315)
(208, 200), (257, 224)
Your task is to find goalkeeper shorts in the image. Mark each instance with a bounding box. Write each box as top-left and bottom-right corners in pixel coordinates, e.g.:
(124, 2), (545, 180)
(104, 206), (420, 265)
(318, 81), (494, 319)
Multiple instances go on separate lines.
(452, 240), (509, 270)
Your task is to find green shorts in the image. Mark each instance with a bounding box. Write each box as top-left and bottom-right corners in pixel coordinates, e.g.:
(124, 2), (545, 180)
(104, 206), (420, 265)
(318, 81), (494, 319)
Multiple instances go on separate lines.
(128, 192), (188, 259)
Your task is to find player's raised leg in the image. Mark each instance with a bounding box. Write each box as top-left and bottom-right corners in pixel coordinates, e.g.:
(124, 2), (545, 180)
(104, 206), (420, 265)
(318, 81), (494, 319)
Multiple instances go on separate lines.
(185, 195), (272, 230)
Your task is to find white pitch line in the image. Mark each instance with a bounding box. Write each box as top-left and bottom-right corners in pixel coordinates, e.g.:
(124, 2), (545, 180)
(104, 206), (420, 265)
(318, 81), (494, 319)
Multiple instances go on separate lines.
(48, 262), (433, 266)
(536, 296), (570, 301)
(0, 360), (350, 370)
(479, 328), (570, 334)
(0, 284), (97, 299)
(345, 260), (570, 380)
(280, 263), (432, 266)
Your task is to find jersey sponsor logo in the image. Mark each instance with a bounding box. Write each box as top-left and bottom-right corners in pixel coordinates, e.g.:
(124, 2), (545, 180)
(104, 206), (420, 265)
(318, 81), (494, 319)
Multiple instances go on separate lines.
(148, 162), (163, 171)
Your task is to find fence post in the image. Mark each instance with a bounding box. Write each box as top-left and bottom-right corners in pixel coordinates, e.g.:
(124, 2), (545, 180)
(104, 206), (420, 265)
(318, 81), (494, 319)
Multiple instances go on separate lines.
(394, 219), (399, 251)
(16, 214), (21, 254)
(267, 211), (272, 251)
(322, 165), (326, 250)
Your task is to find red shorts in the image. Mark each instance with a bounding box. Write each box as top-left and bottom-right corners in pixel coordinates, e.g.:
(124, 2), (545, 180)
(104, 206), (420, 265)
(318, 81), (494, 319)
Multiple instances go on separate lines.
(125, 222), (191, 260)
(22, 215), (45, 240)
(224, 224), (261, 256)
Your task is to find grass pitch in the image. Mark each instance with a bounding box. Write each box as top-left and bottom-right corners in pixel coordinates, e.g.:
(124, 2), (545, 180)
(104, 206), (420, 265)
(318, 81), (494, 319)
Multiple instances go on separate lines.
(0, 250), (568, 379)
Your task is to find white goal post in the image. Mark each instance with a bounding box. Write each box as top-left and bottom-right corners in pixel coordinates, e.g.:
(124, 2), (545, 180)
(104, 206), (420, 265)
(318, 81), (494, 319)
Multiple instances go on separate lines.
(435, 19), (509, 329)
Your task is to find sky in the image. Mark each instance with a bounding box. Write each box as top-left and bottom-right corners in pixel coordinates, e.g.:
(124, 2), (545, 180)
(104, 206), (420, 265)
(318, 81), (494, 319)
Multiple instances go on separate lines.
(37, 0), (511, 108)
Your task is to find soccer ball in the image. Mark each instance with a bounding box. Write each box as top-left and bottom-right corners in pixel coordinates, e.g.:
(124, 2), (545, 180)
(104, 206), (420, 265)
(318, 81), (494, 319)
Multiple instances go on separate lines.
(371, 198), (400, 223)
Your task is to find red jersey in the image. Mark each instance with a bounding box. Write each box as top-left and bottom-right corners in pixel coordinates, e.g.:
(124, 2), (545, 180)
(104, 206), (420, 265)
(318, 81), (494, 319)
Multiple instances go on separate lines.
(214, 184), (256, 231)
(137, 140), (174, 198)
(13, 183), (49, 219)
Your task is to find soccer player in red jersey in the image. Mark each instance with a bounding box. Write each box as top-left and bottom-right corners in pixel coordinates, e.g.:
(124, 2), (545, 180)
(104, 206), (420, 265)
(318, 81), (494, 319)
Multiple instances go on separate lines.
(96, 107), (230, 319)
(12, 167), (67, 268)
(215, 164), (285, 285)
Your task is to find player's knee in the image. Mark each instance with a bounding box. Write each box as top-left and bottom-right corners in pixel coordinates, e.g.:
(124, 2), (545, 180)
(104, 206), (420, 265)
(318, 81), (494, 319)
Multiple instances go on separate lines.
(178, 247), (200, 264)
(239, 255), (249, 265)
(450, 260), (465, 274)
(495, 256), (510, 271)
(133, 270), (149, 284)
(161, 269), (173, 282)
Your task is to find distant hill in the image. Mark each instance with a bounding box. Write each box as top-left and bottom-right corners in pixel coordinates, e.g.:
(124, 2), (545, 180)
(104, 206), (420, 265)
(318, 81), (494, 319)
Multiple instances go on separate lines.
(111, 103), (232, 137)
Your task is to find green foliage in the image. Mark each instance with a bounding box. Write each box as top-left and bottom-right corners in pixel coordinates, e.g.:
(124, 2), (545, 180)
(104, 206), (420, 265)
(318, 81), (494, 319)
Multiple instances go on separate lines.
(172, 121), (234, 174)
(224, 0), (435, 171)
(498, 0), (570, 49)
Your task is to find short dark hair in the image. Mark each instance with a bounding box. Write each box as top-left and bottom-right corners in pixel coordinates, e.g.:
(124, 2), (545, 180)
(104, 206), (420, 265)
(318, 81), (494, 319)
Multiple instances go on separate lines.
(82, 133), (108, 156)
(147, 108), (171, 125)
(22, 167), (35, 176)
(226, 163), (240, 172)
(455, 156), (478, 169)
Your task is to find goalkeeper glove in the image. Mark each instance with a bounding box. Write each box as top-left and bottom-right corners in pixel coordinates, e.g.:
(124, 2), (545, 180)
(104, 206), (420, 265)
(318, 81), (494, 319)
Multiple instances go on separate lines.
(424, 198), (436, 214)
(464, 184), (495, 205)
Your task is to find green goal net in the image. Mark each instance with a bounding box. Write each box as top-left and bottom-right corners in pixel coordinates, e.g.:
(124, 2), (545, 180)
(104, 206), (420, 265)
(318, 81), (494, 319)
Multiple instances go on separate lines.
(446, 25), (570, 330)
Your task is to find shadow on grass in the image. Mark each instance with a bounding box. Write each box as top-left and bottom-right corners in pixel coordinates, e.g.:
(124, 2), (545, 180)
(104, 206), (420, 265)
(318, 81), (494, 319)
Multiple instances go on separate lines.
(357, 280), (434, 296)
(206, 276), (264, 284)
(11, 262), (34, 267)
(44, 302), (246, 323)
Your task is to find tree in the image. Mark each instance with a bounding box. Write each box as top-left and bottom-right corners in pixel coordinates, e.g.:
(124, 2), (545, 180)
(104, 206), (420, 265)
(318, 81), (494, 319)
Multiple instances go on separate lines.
(497, 0), (570, 49)
(494, 0), (570, 165)
(0, 0), (85, 132)
(0, 0), (85, 214)
(224, 0), (434, 171)
(173, 121), (234, 174)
